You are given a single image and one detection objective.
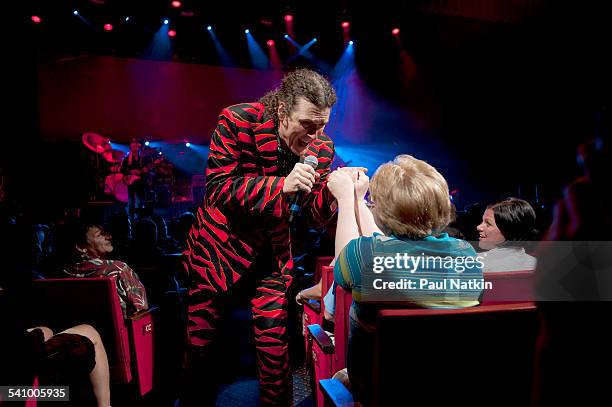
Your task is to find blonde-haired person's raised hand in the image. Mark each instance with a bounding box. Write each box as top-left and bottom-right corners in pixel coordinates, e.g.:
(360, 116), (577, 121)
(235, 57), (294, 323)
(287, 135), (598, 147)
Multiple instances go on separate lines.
(327, 169), (355, 202)
(352, 170), (369, 201)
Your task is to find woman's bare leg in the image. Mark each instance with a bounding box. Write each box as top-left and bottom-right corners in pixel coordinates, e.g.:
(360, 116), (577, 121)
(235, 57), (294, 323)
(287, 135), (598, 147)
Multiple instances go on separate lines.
(60, 324), (111, 407)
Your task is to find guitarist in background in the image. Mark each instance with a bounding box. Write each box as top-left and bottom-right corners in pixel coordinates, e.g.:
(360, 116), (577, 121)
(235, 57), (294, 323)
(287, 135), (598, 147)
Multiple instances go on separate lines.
(120, 138), (149, 219)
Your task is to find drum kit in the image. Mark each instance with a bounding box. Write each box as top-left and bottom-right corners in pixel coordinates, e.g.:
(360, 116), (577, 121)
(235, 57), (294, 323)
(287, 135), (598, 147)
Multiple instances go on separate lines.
(82, 132), (174, 204)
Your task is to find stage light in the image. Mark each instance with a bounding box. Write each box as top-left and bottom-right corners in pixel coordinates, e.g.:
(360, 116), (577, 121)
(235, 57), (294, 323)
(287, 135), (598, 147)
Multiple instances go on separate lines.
(245, 29), (250, 34)
(31, 16), (42, 24)
(284, 14), (293, 22)
(284, 34), (289, 39)
(267, 39), (275, 47)
(185, 142), (191, 147)
(349, 40), (354, 45)
(145, 141), (150, 146)
(207, 25), (212, 31)
(313, 38), (317, 42)
(125, 17), (130, 22)
(168, 30), (176, 37)
(171, 1), (182, 7)
(392, 28), (400, 35)
(73, 10), (79, 16)
(341, 21), (350, 28)
(159, 151), (163, 155)
(104, 24), (113, 31)
(163, 19), (169, 25)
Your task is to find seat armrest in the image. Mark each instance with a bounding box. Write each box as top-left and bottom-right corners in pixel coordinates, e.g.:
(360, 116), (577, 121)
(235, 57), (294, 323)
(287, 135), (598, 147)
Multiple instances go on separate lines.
(307, 324), (334, 354)
(127, 306), (159, 321)
(319, 378), (361, 407)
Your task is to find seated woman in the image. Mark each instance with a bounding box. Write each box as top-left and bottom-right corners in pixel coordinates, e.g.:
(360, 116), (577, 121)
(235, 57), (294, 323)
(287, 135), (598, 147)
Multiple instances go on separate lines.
(476, 197), (538, 272)
(327, 155), (483, 404)
(26, 324), (111, 407)
(62, 221), (149, 318)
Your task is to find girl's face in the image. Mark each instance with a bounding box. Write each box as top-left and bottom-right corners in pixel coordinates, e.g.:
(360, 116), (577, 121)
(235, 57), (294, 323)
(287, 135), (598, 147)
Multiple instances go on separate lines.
(476, 208), (505, 250)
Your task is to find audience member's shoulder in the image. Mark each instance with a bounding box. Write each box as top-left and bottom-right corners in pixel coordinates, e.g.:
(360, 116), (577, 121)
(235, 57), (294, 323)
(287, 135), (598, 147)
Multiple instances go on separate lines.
(429, 233), (477, 255)
(109, 259), (130, 271)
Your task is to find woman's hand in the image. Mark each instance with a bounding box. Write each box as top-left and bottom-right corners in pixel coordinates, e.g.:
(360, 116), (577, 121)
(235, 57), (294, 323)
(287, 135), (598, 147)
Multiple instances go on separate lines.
(327, 170), (355, 202)
(352, 171), (369, 201)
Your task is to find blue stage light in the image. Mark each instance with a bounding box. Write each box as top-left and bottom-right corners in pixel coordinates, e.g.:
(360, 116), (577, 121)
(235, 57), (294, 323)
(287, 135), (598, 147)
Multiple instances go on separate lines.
(163, 19), (169, 25)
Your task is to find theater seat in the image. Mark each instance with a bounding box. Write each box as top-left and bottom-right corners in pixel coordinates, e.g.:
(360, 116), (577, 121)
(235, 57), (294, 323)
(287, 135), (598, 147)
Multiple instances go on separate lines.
(30, 277), (156, 396)
(321, 302), (538, 407)
(303, 263), (334, 367)
(307, 273), (353, 407)
(482, 270), (535, 304)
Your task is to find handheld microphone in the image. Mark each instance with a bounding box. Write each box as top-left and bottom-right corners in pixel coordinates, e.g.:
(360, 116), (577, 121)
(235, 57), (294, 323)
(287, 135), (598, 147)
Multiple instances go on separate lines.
(288, 155), (318, 223)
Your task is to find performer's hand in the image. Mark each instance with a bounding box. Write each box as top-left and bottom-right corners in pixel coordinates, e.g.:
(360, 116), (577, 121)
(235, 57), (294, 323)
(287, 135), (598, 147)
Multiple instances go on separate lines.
(353, 171), (370, 201)
(327, 170), (354, 201)
(283, 163), (320, 194)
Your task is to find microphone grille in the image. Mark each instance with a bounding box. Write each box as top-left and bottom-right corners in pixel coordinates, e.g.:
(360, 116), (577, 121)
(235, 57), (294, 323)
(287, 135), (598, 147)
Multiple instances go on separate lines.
(303, 155), (319, 169)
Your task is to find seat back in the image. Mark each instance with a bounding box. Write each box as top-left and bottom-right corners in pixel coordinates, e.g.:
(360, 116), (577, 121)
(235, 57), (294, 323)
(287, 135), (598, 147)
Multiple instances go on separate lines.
(320, 265), (334, 314)
(314, 256), (334, 283)
(371, 303), (538, 406)
(332, 284), (353, 373)
(482, 270), (535, 304)
(30, 278), (132, 384)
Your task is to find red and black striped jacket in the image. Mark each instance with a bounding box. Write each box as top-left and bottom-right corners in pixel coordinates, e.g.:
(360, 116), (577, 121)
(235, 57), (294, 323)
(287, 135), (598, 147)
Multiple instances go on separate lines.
(184, 102), (337, 296)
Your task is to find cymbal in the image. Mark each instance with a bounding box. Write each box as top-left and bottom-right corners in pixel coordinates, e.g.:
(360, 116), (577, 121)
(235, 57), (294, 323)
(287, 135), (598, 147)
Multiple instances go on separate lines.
(102, 149), (125, 163)
(82, 132), (111, 154)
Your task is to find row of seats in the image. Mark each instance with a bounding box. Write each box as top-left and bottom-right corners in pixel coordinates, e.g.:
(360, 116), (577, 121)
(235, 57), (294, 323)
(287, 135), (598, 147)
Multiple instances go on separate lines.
(303, 262), (538, 406)
(29, 277), (156, 397)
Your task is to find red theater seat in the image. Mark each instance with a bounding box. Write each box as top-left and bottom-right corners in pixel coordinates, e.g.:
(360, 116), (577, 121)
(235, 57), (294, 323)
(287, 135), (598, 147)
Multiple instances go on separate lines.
(303, 262), (334, 367)
(30, 277), (156, 396)
(307, 268), (353, 407)
(482, 270), (535, 304)
(321, 302), (538, 407)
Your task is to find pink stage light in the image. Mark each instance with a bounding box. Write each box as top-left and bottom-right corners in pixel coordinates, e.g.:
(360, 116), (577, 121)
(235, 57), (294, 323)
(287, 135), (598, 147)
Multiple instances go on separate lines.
(392, 28), (400, 35)
(171, 1), (182, 8)
(168, 30), (177, 37)
(267, 40), (275, 47)
(104, 24), (113, 31)
(284, 15), (293, 22)
(31, 16), (42, 24)
(341, 21), (350, 29)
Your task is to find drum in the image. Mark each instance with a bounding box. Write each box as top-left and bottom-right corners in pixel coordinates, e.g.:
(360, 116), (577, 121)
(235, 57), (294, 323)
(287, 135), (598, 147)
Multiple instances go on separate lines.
(103, 173), (129, 203)
(113, 178), (129, 203)
(104, 173), (121, 195)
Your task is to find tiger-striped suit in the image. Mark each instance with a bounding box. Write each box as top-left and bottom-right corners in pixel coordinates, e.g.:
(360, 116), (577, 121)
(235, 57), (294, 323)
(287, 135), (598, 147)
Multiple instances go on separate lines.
(183, 102), (337, 404)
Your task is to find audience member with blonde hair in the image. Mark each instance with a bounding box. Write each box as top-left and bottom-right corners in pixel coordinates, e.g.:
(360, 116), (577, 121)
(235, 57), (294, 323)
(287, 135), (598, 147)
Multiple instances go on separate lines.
(326, 154), (483, 404)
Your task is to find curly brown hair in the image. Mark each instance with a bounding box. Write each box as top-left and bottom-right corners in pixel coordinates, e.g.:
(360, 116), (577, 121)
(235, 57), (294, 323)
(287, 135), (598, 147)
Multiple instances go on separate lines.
(259, 68), (337, 126)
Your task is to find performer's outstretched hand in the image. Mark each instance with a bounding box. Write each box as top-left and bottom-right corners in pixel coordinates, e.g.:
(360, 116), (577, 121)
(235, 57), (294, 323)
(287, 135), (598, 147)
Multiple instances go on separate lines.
(283, 162), (320, 194)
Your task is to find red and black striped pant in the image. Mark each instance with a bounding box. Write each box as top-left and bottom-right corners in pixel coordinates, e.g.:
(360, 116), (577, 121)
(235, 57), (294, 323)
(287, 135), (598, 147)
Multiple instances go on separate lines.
(186, 266), (292, 406)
